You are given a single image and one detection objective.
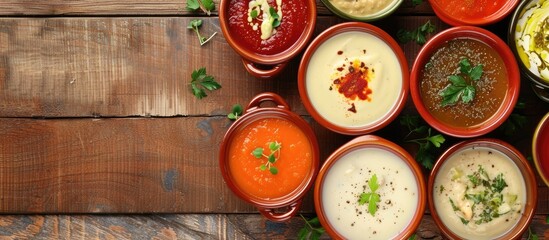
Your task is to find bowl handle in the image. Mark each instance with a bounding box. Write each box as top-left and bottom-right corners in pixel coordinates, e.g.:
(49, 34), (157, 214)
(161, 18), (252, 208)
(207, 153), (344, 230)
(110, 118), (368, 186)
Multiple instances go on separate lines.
(246, 92), (290, 113)
(242, 58), (287, 79)
(257, 200), (302, 222)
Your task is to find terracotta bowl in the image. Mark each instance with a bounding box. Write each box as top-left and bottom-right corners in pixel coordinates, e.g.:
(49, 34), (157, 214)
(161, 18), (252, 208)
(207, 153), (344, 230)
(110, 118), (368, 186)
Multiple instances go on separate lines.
(508, 0), (549, 102)
(320, 0), (403, 22)
(428, 139), (537, 239)
(533, 112), (549, 187)
(218, 0), (316, 78)
(219, 92), (319, 222)
(428, 0), (519, 26)
(410, 26), (520, 138)
(298, 22), (409, 135)
(314, 135), (425, 239)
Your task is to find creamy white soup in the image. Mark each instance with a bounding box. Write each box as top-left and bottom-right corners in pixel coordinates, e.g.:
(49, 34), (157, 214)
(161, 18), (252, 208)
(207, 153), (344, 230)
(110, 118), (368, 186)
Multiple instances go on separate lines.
(306, 31), (402, 129)
(321, 147), (418, 239)
(433, 147), (525, 240)
(329, 0), (399, 17)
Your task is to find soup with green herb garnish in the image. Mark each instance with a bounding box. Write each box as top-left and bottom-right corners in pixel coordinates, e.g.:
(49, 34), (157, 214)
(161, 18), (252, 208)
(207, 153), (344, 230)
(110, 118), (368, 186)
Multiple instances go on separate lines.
(420, 38), (508, 128)
(320, 147), (418, 239)
(433, 147), (525, 239)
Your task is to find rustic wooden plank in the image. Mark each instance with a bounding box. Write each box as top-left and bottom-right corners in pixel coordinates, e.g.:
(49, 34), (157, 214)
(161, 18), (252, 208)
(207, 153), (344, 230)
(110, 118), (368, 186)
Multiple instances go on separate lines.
(0, 214), (546, 239)
(0, 16), (454, 118)
(0, 0), (432, 16)
(0, 117), (352, 213)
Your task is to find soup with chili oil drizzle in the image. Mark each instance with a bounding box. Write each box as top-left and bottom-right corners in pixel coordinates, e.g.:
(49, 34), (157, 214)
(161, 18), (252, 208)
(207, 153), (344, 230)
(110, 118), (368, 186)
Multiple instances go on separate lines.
(420, 38), (508, 128)
(228, 118), (313, 199)
(227, 0), (309, 55)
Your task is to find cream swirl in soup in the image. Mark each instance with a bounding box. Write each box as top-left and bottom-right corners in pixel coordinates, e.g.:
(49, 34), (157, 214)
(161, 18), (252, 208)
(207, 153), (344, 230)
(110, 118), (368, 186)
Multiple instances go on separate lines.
(305, 31), (402, 128)
(321, 147), (418, 239)
(433, 147), (525, 239)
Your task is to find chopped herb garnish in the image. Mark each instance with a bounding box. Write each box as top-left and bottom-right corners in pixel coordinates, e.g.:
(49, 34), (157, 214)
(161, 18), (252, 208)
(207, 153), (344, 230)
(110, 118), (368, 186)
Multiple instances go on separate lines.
(189, 67), (221, 99)
(440, 58), (484, 106)
(358, 174), (381, 216)
(440, 185), (445, 194)
(227, 104), (243, 120)
(269, 7), (281, 28)
(186, 0), (215, 15)
(297, 215), (325, 240)
(252, 141), (282, 175)
(187, 19), (217, 46)
(250, 9), (259, 19)
(397, 20), (435, 45)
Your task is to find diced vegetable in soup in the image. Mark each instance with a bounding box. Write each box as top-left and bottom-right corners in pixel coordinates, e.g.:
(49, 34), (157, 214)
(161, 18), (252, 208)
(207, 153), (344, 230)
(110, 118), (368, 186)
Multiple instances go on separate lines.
(433, 147), (525, 239)
(321, 148), (418, 239)
(228, 118), (313, 199)
(420, 38), (508, 127)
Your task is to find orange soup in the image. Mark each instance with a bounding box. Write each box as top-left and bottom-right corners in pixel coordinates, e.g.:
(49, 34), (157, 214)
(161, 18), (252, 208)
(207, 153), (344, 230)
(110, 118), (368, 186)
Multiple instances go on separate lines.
(228, 118), (313, 199)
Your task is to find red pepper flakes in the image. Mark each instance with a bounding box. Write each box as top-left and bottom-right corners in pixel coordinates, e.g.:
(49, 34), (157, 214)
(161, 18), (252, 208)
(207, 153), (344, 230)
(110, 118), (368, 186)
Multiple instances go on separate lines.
(333, 60), (373, 102)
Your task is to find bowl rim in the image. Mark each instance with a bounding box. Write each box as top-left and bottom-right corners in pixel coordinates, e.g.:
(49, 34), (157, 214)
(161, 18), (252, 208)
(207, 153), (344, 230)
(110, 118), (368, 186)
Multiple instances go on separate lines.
(218, 96), (319, 209)
(428, 138), (538, 239)
(532, 112), (549, 187)
(410, 26), (520, 138)
(507, 0), (549, 89)
(218, 0), (317, 65)
(314, 135), (426, 239)
(428, 0), (520, 26)
(298, 22), (409, 135)
(320, 0), (403, 22)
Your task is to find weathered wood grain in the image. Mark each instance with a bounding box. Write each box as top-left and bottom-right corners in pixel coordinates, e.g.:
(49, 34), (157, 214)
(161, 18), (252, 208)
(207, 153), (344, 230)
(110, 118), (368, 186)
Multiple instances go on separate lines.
(0, 16), (451, 118)
(0, 214), (546, 239)
(0, 0), (433, 16)
(0, 117), (353, 213)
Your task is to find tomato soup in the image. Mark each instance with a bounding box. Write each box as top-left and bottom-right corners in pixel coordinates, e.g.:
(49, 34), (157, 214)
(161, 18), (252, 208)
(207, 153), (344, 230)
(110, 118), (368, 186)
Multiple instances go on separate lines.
(420, 38), (508, 128)
(435, 0), (506, 21)
(227, 0), (309, 55)
(228, 118), (313, 199)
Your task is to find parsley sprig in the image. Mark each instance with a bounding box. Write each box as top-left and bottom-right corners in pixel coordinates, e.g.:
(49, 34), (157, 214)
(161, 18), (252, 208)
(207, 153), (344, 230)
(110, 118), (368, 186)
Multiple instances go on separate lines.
(400, 115), (446, 170)
(189, 67), (221, 99)
(186, 0), (215, 15)
(440, 58), (484, 106)
(397, 20), (435, 45)
(227, 104), (243, 120)
(252, 141), (282, 175)
(187, 19), (217, 46)
(358, 174), (381, 216)
(411, 0), (423, 6)
(297, 215), (325, 240)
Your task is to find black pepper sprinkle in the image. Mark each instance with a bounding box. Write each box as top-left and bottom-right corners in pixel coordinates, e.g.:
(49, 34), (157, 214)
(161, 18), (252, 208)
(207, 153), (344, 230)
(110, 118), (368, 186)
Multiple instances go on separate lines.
(348, 66), (354, 73)
(373, 231), (377, 234)
(405, 188), (408, 190)
(337, 50), (343, 55)
(346, 200), (350, 204)
(488, 151), (493, 155)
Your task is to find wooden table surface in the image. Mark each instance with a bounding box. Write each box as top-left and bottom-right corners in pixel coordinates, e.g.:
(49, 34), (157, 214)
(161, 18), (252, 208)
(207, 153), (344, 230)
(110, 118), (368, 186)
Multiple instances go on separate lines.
(0, 0), (547, 239)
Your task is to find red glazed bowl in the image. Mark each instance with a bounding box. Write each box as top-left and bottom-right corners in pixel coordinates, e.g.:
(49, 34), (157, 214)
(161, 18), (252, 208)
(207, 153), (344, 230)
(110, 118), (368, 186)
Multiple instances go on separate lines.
(410, 26), (520, 138)
(533, 112), (549, 187)
(314, 135), (425, 239)
(428, 0), (519, 26)
(429, 139), (537, 239)
(219, 0), (316, 78)
(219, 92), (319, 222)
(298, 22), (409, 135)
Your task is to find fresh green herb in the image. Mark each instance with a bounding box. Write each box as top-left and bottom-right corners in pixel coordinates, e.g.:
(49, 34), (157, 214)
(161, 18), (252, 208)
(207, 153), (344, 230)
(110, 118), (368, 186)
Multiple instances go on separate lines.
(451, 165), (514, 225)
(252, 141), (282, 175)
(498, 99), (527, 136)
(186, 0), (215, 15)
(189, 67), (221, 99)
(546, 215), (549, 224)
(227, 104), (243, 120)
(440, 58), (484, 106)
(411, 0), (423, 6)
(187, 19), (217, 46)
(298, 215), (325, 240)
(397, 20), (435, 45)
(250, 9), (259, 19)
(400, 115), (446, 170)
(527, 227), (539, 240)
(269, 7), (281, 28)
(358, 174), (381, 216)
(440, 185), (445, 194)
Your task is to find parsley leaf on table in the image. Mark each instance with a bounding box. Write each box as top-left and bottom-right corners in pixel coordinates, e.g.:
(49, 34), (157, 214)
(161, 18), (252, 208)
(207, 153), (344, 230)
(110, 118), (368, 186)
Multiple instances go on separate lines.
(412, 0), (423, 6)
(186, 0), (200, 11)
(297, 215), (325, 240)
(399, 115), (446, 170)
(397, 20), (435, 45)
(187, 19), (217, 46)
(186, 0), (215, 15)
(189, 67), (221, 99)
(227, 104), (243, 120)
